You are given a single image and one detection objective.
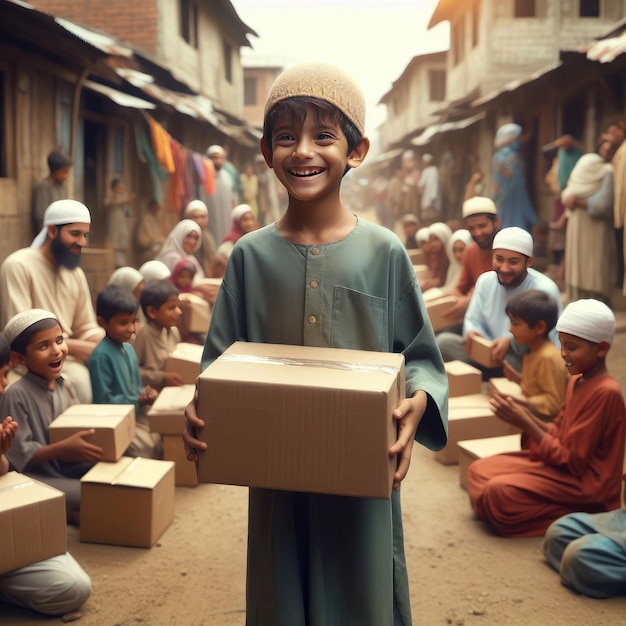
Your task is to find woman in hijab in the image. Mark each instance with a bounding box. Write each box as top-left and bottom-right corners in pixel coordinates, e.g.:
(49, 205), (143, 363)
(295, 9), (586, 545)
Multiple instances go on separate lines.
(492, 123), (537, 232)
(222, 204), (259, 245)
(561, 145), (615, 304)
(420, 222), (452, 292)
(184, 199), (217, 276)
(156, 219), (205, 277)
(443, 228), (472, 292)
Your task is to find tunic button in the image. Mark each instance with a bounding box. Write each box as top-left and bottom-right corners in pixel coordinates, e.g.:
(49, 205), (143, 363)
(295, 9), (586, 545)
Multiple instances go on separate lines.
(311, 247), (319, 255)
(308, 315), (317, 324)
(310, 280), (319, 289)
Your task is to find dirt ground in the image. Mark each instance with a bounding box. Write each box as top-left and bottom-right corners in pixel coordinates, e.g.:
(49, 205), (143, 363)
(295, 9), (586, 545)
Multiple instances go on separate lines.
(1, 331), (625, 625)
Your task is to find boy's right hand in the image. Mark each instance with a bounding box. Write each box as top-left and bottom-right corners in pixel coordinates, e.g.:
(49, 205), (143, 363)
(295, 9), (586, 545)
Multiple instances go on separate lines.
(57, 429), (103, 463)
(0, 416), (18, 455)
(162, 372), (184, 386)
(183, 389), (207, 462)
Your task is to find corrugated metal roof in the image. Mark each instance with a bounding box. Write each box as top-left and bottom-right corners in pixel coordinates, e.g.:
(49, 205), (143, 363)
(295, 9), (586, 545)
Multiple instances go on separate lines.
(83, 79), (156, 110)
(56, 17), (133, 58)
(411, 112), (484, 147)
(584, 30), (626, 63)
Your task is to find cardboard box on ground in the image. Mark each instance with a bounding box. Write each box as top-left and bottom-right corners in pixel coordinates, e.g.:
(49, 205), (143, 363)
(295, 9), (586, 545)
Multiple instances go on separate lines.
(80, 457), (175, 548)
(196, 342), (405, 499)
(48, 404), (135, 462)
(458, 434), (522, 490)
(0, 472), (67, 574)
(165, 342), (204, 385)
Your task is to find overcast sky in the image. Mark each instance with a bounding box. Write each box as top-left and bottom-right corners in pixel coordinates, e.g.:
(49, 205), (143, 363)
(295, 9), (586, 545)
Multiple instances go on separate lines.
(231, 0), (450, 133)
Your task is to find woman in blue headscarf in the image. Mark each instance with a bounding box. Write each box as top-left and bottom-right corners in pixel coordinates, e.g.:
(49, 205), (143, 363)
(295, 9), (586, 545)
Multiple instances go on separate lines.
(492, 123), (537, 232)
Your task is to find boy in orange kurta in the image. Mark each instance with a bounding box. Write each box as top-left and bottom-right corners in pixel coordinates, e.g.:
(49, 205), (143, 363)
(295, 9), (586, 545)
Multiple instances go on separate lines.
(468, 299), (626, 538)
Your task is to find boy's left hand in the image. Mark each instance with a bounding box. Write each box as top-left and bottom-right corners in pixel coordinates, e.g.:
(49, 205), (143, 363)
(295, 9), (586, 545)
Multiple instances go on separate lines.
(389, 391), (427, 490)
(489, 393), (532, 429)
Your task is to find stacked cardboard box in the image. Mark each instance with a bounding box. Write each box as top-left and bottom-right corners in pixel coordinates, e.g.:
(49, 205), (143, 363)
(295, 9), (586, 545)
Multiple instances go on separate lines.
(407, 248), (425, 265)
(457, 434), (522, 490)
(80, 457), (175, 548)
(148, 384), (197, 487)
(445, 361), (482, 397)
(179, 292), (211, 334)
(197, 342), (405, 499)
(49, 404), (135, 462)
(0, 472), (67, 574)
(488, 377), (524, 400)
(165, 342), (204, 384)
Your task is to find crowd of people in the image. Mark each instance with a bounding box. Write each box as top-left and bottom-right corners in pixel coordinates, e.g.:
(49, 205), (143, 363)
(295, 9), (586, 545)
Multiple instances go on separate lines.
(1, 61), (626, 623)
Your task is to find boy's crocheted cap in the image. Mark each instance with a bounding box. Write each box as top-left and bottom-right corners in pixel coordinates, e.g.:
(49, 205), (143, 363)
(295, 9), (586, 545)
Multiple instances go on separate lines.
(264, 62), (366, 135)
(556, 299), (615, 344)
(4, 309), (57, 350)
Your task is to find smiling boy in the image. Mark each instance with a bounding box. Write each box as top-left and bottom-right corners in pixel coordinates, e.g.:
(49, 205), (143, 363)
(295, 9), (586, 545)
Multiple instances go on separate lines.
(468, 299), (626, 537)
(1, 309), (102, 523)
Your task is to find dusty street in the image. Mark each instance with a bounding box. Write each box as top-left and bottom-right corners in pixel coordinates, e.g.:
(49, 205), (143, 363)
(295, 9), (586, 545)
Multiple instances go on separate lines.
(3, 329), (626, 625)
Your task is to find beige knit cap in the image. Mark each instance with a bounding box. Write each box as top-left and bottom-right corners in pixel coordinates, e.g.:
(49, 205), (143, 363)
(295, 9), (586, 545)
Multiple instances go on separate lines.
(264, 62), (366, 135)
(4, 309), (58, 349)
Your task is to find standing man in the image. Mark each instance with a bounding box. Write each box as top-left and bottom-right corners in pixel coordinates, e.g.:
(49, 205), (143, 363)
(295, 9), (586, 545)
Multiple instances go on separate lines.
(418, 153), (441, 225)
(205, 145), (235, 243)
(31, 151), (72, 237)
(437, 227), (562, 375)
(0, 200), (104, 403)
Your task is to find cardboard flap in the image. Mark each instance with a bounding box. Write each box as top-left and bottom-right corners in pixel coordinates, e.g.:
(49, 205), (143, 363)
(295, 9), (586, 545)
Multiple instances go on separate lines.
(0, 473), (64, 511)
(81, 457), (175, 489)
(60, 404), (136, 419)
(149, 384), (196, 414)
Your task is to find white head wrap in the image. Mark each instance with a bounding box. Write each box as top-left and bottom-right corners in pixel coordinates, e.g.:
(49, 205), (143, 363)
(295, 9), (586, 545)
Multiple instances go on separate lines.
(139, 260), (172, 281)
(206, 145), (226, 157)
(422, 153), (434, 163)
(427, 222), (452, 246)
(556, 299), (615, 344)
(561, 153), (612, 204)
(443, 229), (472, 291)
(4, 309), (58, 350)
(31, 199), (91, 248)
(184, 199), (208, 216)
(415, 227), (430, 245)
(492, 227), (533, 257)
(108, 267), (144, 293)
(232, 204), (253, 223)
(462, 196), (497, 218)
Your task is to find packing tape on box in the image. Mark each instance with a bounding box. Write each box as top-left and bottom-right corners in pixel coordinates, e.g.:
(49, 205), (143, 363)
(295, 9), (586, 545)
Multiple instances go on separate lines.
(111, 458), (142, 485)
(219, 353), (401, 378)
(0, 480), (36, 492)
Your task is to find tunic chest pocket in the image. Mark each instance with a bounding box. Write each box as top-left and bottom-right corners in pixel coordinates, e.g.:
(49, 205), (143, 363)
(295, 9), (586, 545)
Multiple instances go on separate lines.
(330, 286), (388, 352)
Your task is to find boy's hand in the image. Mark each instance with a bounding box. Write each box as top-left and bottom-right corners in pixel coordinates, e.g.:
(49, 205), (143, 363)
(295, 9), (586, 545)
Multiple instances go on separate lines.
(0, 416), (18, 455)
(57, 429), (104, 462)
(183, 388), (207, 462)
(389, 391), (427, 490)
(139, 385), (158, 406)
(162, 372), (184, 386)
(489, 394), (532, 430)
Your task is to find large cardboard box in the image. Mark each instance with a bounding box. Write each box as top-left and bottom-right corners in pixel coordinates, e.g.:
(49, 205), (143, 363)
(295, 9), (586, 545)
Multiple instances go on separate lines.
(458, 434), (521, 490)
(49, 404), (135, 462)
(0, 472), (67, 574)
(179, 292), (211, 333)
(469, 336), (499, 368)
(80, 457), (175, 548)
(165, 342), (204, 384)
(445, 361), (482, 397)
(196, 342), (405, 499)
(426, 296), (465, 332)
(148, 384), (196, 435)
(435, 404), (519, 465)
(162, 435), (198, 487)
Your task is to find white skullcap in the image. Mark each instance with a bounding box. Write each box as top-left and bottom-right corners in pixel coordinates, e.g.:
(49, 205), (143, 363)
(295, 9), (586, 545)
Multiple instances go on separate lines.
(32, 199), (91, 248)
(232, 204), (253, 222)
(139, 260), (171, 281)
(462, 196), (497, 218)
(206, 145), (225, 157)
(422, 153), (434, 162)
(492, 227), (533, 257)
(184, 199), (208, 216)
(4, 309), (58, 349)
(556, 299), (615, 344)
(108, 267), (144, 292)
(416, 227), (430, 244)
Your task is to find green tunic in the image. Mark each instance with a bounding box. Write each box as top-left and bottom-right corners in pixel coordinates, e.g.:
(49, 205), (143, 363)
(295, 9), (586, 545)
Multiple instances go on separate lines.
(202, 218), (448, 626)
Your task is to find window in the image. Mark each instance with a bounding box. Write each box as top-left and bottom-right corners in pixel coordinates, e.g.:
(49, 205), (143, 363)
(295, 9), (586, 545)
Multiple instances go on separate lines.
(452, 15), (465, 66)
(244, 77), (257, 106)
(514, 0), (536, 17)
(223, 40), (232, 83)
(471, 1), (480, 48)
(579, 0), (600, 17)
(180, 0), (199, 49)
(429, 70), (446, 102)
